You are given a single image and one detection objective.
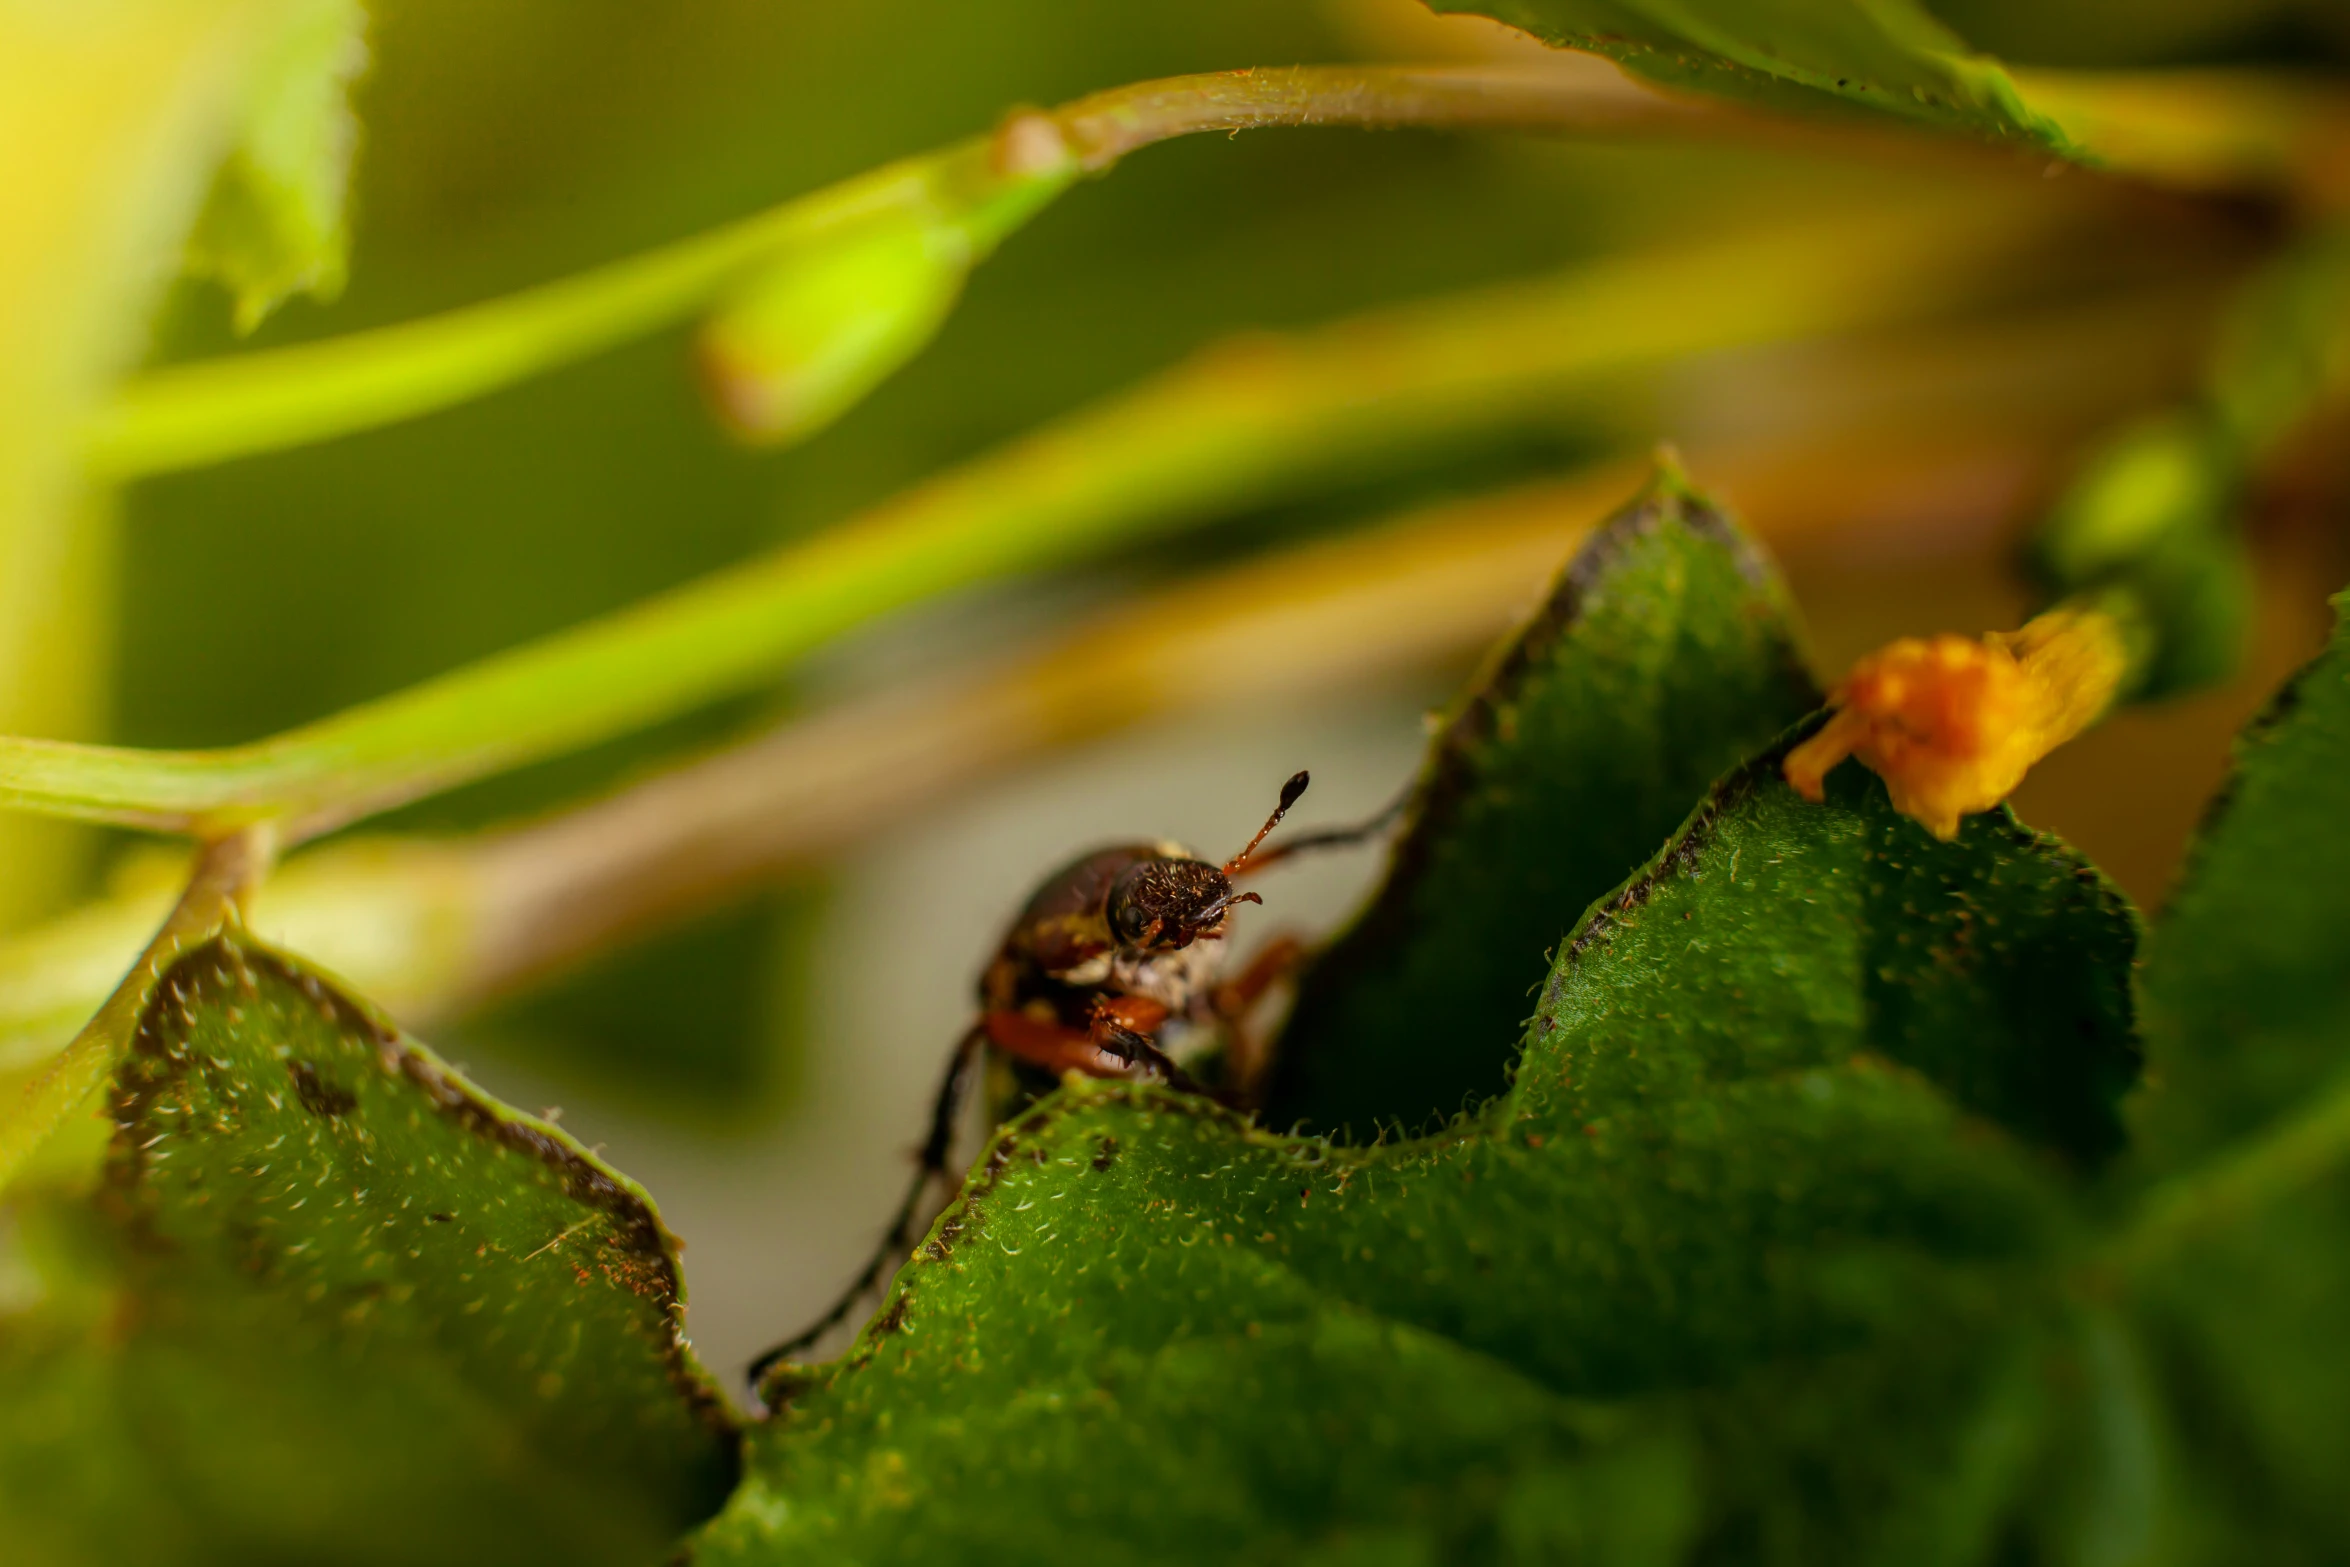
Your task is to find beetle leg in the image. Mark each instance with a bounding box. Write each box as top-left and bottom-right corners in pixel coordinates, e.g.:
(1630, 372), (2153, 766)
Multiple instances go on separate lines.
(1087, 995), (1219, 1092)
(985, 1002), (1210, 1098)
(1210, 933), (1309, 1099)
(984, 1008), (1136, 1078)
(748, 1023), (985, 1389)
(1213, 933), (1309, 1018)
(1089, 994), (1171, 1059)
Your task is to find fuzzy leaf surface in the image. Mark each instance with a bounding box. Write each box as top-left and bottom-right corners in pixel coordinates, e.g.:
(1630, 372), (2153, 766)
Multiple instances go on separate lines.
(1527, 748), (2140, 1166)
(0, 931), (735, 1565)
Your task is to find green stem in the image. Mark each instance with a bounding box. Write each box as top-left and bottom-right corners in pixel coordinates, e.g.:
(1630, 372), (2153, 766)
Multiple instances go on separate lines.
(6, 198), (2047, 841)
(83, 65), (1723, 479)
(85, 133), (1072, 476)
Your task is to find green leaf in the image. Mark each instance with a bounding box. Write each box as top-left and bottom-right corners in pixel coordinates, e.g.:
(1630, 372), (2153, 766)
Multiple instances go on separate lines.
(691, 721), (2139, 1560)
(0, 931), (736, 1564)
(1525, 746), (2141, 1167)
(2072, 589), (2350, 1561)
(2120, 1169), (2350, 1559)
(1425, 0), (2069, 151)
(2134, 593), (2350, 1168)
(693, 1072), (2070, 1564)
(183, 0), (368, 331)
(1269, 463), (1820, 1137)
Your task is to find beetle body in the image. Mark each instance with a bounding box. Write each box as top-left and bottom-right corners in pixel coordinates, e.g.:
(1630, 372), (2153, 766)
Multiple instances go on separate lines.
(754, 770), (1356, 1381)
(977, 838), (1245, 1092)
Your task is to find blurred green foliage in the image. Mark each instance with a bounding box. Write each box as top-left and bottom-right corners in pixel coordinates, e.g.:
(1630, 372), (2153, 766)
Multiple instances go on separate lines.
(469, 881), (829, 1127)
(2028, 223), (2350, 699)
(0, 0), (2347, 1560)
(1929, 0), (2349, 67)
(181, 0), (367, 330)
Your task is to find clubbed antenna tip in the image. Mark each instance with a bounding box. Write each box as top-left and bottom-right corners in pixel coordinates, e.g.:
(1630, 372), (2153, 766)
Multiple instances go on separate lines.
(1226, 770), (1310, 875)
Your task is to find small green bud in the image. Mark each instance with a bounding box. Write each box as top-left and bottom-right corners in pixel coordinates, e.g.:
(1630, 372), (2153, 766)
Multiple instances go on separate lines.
(2026, 416), (2248, 701)
(696, 217), (969, 446)
(696, 116), (1076, 446)
(2208, 221), (2350, 458)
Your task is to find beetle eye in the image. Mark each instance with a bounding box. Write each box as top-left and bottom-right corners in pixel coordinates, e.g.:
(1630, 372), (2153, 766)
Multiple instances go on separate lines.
(1107, 890), (1148, 946)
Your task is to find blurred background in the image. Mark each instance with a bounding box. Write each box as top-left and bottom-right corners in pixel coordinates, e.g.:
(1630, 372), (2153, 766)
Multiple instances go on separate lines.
(24, 0), (2350, 1381)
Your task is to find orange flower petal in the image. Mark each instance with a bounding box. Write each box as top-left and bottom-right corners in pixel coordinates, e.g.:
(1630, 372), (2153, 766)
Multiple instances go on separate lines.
(1784, 605), (2130, 839)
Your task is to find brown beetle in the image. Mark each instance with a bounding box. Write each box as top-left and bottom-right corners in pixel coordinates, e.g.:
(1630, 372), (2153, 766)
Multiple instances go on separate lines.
(755, 769), (1384, 1374)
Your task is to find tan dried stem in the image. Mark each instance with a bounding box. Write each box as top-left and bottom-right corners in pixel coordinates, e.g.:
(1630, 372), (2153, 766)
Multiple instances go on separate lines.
(1048, 63), (1717, 170)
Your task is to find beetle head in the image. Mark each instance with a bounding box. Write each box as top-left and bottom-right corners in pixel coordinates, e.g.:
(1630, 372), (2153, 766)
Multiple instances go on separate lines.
(1104, 771), (1310, 951)
(1106, 857), (1250, 950)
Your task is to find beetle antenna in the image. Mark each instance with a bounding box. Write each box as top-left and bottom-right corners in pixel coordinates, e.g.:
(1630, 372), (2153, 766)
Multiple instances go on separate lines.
(1224, 770), (1310, 875)
(1229, 772), (1413, 878)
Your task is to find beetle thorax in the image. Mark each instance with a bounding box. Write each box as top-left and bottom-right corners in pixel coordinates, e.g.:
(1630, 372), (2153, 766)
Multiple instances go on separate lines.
(1109, 936), (1224, 1015)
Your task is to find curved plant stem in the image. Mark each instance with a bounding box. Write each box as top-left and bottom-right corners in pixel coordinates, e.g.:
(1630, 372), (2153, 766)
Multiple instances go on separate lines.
(2, 198), (2061, 841)
(0, 825), (273, 1193)
(1046, 61), (1715, 170)
(83, 65), (1724, 480)
(85, 131), (1073, 478)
